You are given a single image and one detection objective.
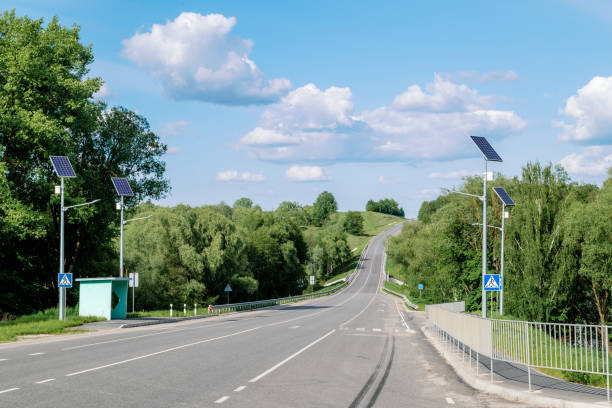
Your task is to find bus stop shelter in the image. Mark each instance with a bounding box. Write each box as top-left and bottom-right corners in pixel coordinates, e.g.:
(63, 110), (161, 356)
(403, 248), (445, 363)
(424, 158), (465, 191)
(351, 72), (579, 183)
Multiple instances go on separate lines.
(76, 277), (130, 320)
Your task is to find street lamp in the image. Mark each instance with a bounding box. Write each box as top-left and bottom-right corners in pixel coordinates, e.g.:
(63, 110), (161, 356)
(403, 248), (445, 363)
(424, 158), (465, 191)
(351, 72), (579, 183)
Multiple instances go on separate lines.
(491, 187), (515, 315)
(50, 156), (99, 320)
(111, 177), (134, 277)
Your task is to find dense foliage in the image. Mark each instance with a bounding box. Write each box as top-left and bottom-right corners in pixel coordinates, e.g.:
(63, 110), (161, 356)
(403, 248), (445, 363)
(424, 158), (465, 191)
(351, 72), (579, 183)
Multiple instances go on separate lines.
(366, 198), (405, 217)
(343, 211), (364, 235)
(388, 163), (612, 325)
(0, 12), (168, 316)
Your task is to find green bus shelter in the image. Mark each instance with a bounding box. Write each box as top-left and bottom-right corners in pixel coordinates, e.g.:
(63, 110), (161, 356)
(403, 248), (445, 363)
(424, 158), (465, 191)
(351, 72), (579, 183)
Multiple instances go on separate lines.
(77, 277), (130, 320)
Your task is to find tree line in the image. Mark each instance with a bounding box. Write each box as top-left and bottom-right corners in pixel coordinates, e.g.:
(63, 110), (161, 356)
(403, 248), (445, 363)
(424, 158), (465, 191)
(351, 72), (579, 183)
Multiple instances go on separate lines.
(366, 198), (405, 217)
(388, 163), (612, 325)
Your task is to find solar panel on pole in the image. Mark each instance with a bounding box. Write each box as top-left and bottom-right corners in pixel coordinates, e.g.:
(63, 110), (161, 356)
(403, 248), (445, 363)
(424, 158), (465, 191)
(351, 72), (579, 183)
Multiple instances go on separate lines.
(470, 136), (503, 162)
(492, 187), (515, 206)
(111, 177), (134, 196)
(50, 156), (76, 178)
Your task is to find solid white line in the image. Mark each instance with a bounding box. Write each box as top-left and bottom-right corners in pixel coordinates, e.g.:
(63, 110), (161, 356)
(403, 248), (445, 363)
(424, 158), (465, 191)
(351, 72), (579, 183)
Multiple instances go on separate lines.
(62, 328), (186, 351)
(215, 396), (230, 403)
(289, 326), (300, 329)
(445, 396), (455, 404)
(394, 301), (416, 333)
(65, 326), (262, 377)
(35, 379), (55, 384)
(0, 358), (7, 361)
(28, 352), (45, 356)
(233, 385), (246, 392)
(249, 329), (336, 383)
(0, 388), (19, 394)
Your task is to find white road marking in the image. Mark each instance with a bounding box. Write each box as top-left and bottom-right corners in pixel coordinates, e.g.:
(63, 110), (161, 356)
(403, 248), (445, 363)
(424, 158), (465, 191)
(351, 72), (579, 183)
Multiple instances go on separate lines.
(249, 329), (336, 383)
(215, 396), (230, 403)
(28, 352), (45, 356)
(66, 326), (262, 377)
(394, 301), (416, 333)
(62, 328), (187, 351)
(35, 379), (55, 384)
(0, 358), (7, 361)
(289, 326), (300, 329)
(0, 388), (19, 394)
(445, 397), (455, 404)
(234, 386), (246, 392)
(372, 328), (382, 332)
(356, 328), (365, 331)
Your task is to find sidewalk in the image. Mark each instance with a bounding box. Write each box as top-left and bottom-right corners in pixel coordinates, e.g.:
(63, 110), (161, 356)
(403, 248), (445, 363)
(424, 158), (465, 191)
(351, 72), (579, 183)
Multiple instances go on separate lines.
(415, 312), (610, 408)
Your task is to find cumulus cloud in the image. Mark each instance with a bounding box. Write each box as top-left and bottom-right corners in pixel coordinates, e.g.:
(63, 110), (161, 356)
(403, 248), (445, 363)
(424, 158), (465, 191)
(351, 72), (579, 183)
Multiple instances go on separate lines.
(458, 70), (519, 83)
(216, 170), (265, 182)
(559, 145), (612, 176)
(158, 120), (190, 137)
(428, 170), (474, 179)
(556, 76), (612, 141)
(122, 12), (291, 105)
(240, 75), (524, 163)
(93, 83), (114, 99)
(285, 165), (330, 181)
(167, 146), (181, 154)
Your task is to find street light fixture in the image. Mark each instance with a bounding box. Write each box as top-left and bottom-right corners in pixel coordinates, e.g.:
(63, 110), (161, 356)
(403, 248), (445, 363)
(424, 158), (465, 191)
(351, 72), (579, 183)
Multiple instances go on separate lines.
(111, 177), (134, 278)
(492, 187), (515, 315)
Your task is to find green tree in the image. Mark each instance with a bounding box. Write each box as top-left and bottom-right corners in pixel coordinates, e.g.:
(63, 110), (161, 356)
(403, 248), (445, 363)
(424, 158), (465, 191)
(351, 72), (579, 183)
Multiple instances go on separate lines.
(233, 197), (253, 209)
(313, 191), (337, 226)
(343, 211), (364, 235)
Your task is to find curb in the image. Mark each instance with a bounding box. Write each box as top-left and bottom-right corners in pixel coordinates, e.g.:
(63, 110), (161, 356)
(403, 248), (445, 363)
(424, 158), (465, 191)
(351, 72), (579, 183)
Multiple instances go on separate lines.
(420, 325), (603, 408)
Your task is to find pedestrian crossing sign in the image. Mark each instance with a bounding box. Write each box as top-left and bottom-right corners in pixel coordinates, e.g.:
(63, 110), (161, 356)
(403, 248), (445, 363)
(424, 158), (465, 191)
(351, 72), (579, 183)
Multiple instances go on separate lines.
(483, 274), (501, 291)
(58, 273), (73, 288)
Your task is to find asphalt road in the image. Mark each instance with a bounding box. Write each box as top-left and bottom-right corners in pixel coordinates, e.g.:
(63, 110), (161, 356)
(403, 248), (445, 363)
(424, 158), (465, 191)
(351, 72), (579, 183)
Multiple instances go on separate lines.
(0, 224), (520, 407)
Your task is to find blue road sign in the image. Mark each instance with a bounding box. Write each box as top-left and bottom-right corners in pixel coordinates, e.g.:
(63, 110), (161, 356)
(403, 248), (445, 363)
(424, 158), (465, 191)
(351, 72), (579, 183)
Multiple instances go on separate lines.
(58, 273), (73, 288)
(418, 283), (424, 290)
(483, 274), (501, 291)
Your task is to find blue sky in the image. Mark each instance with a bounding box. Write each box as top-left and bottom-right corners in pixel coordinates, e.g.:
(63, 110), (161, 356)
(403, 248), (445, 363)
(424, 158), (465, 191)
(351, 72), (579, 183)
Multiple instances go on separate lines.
(8, 1), (612, 216)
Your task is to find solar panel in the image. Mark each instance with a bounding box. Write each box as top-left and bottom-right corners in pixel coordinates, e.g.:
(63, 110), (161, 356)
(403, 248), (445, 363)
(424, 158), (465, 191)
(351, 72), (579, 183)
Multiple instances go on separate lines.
(111, 177), (134, 196)
(470, 136), (502, 162)
(50, 156), (76, 178)
(492, 187), (515, 206)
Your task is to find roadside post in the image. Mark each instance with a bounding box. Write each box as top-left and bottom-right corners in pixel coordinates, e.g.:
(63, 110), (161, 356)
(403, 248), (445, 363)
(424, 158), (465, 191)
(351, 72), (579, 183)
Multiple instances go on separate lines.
(418, 283), (423, 298)
(224, 284), (232, 304)
(310, 275), (315, 292)
(128, 272), (139, 313)
(483, 274), (501, 317)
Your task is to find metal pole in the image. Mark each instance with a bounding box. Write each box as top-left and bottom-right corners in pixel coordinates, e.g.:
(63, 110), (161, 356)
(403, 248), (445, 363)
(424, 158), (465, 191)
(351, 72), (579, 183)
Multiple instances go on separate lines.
(132, 283), (135, 313)
(482, 160), (488, 317)
(500, 202), (505, 315)
(59, 177), (65, 321)
(606, 326), (610, 403)
(526, 323), (532, 391)
(119, 196), (124, 277)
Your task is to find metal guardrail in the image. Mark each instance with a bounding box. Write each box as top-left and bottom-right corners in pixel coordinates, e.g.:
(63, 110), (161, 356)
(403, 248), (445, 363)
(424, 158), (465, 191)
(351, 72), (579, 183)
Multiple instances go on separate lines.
(427, 302), (612, 401)
(207, 244), (369, 314)
(382, 287), (418, 310)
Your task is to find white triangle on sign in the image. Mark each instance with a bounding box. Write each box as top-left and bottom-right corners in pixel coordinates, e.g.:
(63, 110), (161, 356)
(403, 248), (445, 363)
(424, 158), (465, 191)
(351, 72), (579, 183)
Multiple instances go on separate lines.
(484, 276), (499, 289)
(60, 275), (71, 286)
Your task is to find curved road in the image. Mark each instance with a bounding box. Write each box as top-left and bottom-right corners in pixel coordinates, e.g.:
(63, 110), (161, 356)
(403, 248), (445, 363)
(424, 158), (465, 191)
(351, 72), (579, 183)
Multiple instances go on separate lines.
(0, 224), (518, 407)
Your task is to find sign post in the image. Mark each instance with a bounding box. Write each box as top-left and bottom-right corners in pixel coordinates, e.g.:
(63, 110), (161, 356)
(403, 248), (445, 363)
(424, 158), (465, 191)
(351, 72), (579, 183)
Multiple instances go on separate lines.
(128, 272), (139, 312)
(224, 283), (232, 304)
(483, 274), (501, 317)
(310, 275), (315, 292)
(418, 283), (423, 298)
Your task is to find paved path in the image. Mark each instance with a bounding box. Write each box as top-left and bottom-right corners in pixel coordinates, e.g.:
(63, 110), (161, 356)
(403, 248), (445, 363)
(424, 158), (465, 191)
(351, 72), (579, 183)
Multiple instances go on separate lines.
(0, 224), (518, 407)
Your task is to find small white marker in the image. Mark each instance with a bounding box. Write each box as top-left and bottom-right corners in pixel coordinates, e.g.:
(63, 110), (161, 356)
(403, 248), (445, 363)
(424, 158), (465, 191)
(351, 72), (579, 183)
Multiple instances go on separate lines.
(0, 388), (19, 394)
(234, 385), (246, 392)
(28, 352), (45, 356)
(372, 328), (382, 332)
(35, 379), (55, 384)
(445, 397), (455, 404)
(215, 396), (230, 404)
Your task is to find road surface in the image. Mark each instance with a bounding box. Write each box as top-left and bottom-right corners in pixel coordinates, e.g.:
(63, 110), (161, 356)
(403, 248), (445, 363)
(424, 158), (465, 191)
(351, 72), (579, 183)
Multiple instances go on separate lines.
(0, 224), (519, 407)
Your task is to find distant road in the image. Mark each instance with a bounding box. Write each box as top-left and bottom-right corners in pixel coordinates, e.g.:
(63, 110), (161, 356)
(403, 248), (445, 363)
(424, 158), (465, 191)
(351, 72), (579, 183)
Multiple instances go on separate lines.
(0, 224), (518, 407)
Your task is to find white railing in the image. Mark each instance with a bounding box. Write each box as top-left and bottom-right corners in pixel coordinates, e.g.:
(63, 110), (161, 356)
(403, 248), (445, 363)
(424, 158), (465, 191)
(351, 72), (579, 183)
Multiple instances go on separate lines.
(427, 302), (611, 401)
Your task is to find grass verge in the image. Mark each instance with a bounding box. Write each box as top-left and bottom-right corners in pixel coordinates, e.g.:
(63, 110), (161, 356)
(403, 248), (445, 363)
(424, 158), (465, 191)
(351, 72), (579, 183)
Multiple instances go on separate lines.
(383, 281), (425, 310)
(0, 307), (104, 343)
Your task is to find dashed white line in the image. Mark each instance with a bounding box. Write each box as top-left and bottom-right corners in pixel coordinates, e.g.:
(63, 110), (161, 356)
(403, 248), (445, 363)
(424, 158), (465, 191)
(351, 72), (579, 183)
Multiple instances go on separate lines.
(289, 326), (300, 329)
(233, 385), (246, 392)
(28, 352), (45, 356)
(372, 328), (382, 332)
(356, 328), (365, 331)
(0, 358), (7, 361)
(215, 396), (230, 403)
(35, 379), (55, 384)
(249, 329), (336, 383)
(0, 388), (19, 394)
(445, 396), (455, 404)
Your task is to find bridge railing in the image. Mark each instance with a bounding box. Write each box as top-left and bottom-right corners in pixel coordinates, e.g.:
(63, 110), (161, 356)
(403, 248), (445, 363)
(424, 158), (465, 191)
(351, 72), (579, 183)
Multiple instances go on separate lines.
(208, 244), (369, 314)
(426, 302), (611, 401)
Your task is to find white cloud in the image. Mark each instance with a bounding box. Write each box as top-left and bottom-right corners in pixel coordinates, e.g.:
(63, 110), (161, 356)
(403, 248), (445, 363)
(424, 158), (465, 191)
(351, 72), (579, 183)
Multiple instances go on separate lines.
(122, 12), (291, 105)
(240, 75), (524, 163)
(428, 170), (474, 179)
(378, 176), (390, 184)
(158, 120), (190, 137)
(559, 145), (612, 176)
(216, 170), (265, 182)
(93, 83), (114, 99)
(459, 70), (519, 83)
(556, 76), (612, 141)
(285, 165), (330, 181)
(167, 146), (181, 154)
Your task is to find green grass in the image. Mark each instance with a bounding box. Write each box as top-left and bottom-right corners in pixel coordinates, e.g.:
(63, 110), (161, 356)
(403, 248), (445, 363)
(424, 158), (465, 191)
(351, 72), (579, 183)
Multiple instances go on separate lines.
(383, 281), (425, 310)
(0, 307), (104, 343)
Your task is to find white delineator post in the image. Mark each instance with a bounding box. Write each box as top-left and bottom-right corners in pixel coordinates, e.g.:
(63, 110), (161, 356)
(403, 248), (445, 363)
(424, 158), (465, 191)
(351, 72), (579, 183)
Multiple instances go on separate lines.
(170, 304), (173, 317)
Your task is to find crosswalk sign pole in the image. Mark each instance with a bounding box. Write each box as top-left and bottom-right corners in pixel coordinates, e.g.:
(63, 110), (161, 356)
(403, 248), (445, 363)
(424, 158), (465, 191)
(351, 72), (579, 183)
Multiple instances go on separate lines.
(59, 177), (65, 321)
